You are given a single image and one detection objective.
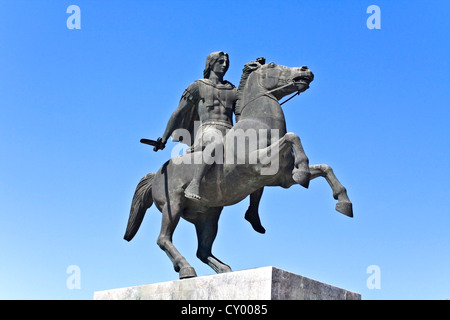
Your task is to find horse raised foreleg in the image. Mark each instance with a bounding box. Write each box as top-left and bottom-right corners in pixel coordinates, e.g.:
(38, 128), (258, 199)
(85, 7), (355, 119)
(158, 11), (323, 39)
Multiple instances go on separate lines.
(157, 200), (197, 279)
(194, 207), (232, 274)
(284, 132), (310, 188)
(253, 133), (293, 177)
(250, 133), (309, 187)
(309, 164), (353, 217)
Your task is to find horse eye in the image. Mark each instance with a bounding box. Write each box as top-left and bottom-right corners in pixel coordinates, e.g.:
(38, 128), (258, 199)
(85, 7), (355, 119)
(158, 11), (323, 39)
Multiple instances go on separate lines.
(268, 62), (276, 68)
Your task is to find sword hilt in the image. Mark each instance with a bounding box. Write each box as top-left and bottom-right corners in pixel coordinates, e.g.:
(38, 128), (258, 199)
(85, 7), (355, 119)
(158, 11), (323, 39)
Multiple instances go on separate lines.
(140, 137), (166, 152)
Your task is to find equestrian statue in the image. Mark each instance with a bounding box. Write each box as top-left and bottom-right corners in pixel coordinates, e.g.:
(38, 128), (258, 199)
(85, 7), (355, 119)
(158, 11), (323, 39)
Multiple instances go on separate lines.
(124, 52), (353, 279)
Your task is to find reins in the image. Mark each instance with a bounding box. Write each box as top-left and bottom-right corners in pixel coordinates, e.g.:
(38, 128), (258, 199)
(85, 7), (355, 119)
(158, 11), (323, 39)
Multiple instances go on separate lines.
(239, 80), (304, 115)
(280, 88), (302, 106)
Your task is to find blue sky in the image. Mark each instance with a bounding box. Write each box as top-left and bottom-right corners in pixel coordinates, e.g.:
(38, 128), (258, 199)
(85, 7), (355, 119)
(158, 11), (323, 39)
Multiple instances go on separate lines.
(0, 0), (448, 300)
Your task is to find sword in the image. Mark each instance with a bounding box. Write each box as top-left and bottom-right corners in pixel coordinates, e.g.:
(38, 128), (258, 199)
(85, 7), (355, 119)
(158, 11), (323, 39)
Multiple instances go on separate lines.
(140, 137), (165, 152)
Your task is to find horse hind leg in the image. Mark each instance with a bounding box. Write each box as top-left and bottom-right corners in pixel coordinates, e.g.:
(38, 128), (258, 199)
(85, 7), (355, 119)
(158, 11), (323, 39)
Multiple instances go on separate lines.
(194, 207), (232, 274)
(156, 199), (197, 279)
(309, 164), (353, 217)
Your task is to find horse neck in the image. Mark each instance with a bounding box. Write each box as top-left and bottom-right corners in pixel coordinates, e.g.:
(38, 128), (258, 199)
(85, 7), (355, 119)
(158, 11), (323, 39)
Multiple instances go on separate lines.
(240, 77), (287, 132)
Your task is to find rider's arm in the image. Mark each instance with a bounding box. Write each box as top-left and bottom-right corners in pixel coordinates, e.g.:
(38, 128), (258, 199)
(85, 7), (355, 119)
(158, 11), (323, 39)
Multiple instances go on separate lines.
(161, 82), (199, 145)
(161, 100), (189, 145)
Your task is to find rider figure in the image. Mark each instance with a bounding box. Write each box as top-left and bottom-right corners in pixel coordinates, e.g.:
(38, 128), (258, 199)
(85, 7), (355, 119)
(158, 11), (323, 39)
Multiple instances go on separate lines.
(155, 51), (266, 233)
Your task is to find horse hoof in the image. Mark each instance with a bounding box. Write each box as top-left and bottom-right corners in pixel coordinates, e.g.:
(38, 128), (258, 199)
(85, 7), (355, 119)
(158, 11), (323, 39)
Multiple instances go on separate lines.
(179, 266), (197, 279)
(336, 201), (353, 217)
(292, 170), (310, 189)
(218, 266), (233, 273)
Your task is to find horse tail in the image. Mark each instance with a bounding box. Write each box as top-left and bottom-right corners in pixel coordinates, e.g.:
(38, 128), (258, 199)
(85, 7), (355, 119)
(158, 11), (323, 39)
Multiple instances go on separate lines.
(124, 173), (155, 242)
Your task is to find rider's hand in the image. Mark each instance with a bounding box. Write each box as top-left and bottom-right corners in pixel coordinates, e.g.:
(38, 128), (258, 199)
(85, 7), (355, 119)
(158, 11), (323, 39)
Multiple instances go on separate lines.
(153, 137), (166, 152)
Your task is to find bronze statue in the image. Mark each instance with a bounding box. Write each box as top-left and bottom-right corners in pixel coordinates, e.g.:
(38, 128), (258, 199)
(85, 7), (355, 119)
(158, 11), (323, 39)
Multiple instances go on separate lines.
(159, 51), (235, 201)
(152, 51), (266, 233)
(125, 54), (353, 279)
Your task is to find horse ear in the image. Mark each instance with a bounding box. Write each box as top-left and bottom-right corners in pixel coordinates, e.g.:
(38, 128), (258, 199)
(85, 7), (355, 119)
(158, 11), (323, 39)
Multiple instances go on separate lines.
(244, 62), (260, 71)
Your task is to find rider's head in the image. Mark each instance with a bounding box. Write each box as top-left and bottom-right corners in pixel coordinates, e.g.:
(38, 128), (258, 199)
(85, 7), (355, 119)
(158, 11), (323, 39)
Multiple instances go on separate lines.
(204, 51), (229, 79)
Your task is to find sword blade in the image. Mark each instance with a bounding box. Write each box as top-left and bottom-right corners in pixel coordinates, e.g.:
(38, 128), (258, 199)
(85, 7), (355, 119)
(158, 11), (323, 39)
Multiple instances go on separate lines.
(140, 138), (158, 146)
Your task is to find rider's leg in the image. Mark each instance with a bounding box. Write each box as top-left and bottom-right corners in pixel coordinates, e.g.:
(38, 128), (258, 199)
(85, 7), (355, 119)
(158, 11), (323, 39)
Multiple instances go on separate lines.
(184, 162), (212, 200)
(245, 187), (266, 234)
(185, 143), (221, 201)
(185, 126), (226, 201)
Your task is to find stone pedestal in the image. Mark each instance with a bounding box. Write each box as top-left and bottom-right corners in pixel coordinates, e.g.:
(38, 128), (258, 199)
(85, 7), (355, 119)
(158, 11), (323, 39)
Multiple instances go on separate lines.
(93, 266), (361, 300)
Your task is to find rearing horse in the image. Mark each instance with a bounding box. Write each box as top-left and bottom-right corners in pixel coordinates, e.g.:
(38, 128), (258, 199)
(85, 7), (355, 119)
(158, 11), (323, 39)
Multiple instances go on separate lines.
(124, 60), (353, 279)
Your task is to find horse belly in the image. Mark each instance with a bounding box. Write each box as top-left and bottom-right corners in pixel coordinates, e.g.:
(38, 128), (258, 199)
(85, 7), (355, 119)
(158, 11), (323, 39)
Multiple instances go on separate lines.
(201, 164), (265, 206)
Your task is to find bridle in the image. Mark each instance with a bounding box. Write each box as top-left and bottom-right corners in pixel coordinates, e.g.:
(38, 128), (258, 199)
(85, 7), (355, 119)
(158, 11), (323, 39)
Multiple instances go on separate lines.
(239, 78), (307, 116)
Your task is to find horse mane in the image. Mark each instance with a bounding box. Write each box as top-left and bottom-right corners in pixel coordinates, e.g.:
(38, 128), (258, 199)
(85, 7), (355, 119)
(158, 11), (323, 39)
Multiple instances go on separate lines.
(235, 61), (262, 119)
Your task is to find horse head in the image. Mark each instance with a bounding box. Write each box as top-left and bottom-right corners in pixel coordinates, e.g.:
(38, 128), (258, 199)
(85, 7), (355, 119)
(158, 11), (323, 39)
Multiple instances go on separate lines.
(257, 62), (314, 99)
(236, 60), (314, 116)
